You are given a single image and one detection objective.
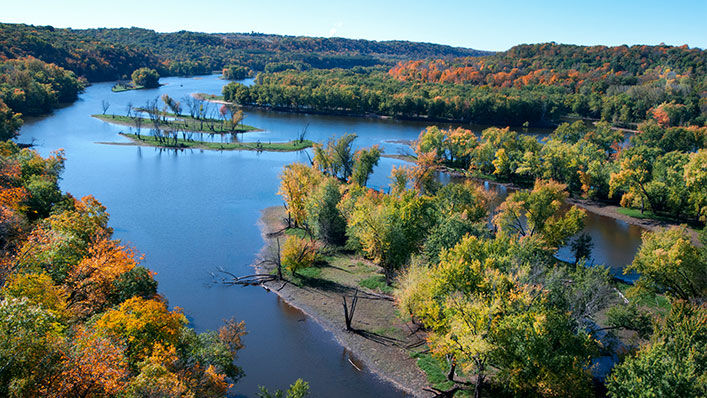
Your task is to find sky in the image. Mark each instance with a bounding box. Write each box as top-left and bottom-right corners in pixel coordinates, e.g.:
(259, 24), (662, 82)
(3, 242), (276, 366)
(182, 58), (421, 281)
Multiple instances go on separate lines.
(0, 0), (705, 51)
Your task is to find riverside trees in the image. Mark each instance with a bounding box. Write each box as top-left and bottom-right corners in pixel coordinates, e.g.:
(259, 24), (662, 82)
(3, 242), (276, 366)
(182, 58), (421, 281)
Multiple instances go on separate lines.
(410, 120), (706, 225)
(0, 142), (247, 397)
(603, 227), (707, 398)
(273, 126), (707, 396)
(273, 133), (628, 396)
(223, 43), (706, 128)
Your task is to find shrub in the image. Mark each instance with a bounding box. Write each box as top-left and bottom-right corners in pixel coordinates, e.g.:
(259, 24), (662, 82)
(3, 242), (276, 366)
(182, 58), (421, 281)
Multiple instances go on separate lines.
(281, 236), (317, 276)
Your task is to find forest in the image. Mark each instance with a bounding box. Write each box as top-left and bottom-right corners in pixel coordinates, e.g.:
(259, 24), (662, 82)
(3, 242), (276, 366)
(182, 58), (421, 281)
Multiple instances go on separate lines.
(223, 43), (706, 127)
(0, 23), (488, 81)
(0, 56), (84, 140)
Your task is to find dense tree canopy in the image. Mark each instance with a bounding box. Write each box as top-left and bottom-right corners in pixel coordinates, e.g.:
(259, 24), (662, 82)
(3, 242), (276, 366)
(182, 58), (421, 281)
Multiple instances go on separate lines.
(0, 57), (84, 116)
(0, 23), (488, 80)
(0, 142), (247, 396)
(224, 43), (706, 127)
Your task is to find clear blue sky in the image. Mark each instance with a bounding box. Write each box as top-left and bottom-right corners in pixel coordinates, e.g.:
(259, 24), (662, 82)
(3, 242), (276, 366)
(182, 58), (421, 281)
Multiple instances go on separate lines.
(1, 0), (705, 51)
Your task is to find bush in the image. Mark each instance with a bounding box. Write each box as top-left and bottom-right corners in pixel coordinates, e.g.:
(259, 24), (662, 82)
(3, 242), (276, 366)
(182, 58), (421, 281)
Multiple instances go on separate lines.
(281, 236), (317, 276)
(110, 266), (158, 304)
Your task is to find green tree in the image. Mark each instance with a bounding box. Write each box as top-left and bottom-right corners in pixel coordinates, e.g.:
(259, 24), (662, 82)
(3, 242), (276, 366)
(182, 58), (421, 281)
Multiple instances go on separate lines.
(312, 133), (358, 181)
(347, 190), (435, 284)
(110, 266), (158, 304)
(0, 98), (22, 141)
(0, 297), (64, 396)
(131, 68), (160, 89)
(257, 378), (310, 398)
(626, 226), (706, 301)
(396, 236), (596, 397)
(305, 178), (346, 245)
(222, 65), (250, 80)
(350, 145), (381, 186)
(607, 301), (706, 398)
(494, 179), (585, 250)
(684, 149), (707, 222)
(609, 145), (661, 213)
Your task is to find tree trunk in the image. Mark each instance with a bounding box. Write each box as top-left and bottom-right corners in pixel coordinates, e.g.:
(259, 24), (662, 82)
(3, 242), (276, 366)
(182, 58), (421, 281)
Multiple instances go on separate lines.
(342, 289), (358, 331)
(474, 360), (484, 398)
(276, 238), (283, 280)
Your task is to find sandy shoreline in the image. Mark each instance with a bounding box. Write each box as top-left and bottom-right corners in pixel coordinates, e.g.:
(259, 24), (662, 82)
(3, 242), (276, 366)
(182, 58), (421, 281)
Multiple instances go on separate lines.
(252, 207), (429, 397)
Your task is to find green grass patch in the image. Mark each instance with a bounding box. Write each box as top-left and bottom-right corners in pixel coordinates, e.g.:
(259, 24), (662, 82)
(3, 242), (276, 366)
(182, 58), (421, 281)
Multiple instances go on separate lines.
(283, 228), (308, 238)
(616, 282), (671, 312)
(411, 352), (455, 391)
(93, 113), (259, 134)
(358, 275), (393, 294)
(295, 266), (322, 279)
(288, 266), (323, 287)
(616, 207), (701, 227)
(115, 133), (312, 152)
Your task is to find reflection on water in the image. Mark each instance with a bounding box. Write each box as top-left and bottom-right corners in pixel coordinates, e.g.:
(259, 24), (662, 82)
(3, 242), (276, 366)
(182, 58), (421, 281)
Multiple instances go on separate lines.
(16, 74), (643, 396)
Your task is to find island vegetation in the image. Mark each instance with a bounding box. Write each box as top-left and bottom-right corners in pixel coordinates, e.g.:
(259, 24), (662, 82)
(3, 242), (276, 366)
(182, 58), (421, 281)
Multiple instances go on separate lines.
(111, 68), (161, 92)
(93, 94), (258, 135)
(116, 132), (312, 152)
(222, 65), (251, 80)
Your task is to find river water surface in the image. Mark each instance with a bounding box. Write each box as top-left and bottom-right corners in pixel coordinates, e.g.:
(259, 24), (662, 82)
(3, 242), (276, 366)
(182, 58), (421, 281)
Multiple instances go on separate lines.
(17, 74), (644, 397)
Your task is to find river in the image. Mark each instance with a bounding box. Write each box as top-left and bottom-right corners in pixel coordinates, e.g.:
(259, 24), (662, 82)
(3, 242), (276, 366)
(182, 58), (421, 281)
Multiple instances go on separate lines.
(16, 74), (644, 397)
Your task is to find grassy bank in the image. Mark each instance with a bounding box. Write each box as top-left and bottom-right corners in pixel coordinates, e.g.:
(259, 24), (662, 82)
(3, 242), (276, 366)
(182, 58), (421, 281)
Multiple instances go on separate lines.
(93, 113), (259, 134)
(111, 133), (312, 152)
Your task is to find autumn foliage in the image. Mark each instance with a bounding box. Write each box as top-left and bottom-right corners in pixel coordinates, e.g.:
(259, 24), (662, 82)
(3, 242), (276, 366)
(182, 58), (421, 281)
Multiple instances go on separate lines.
(0, 142), (247, 397)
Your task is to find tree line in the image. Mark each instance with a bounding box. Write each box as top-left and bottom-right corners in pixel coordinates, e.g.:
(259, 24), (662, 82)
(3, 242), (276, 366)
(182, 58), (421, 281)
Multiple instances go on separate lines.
(0, 23), (488, 81)
(0, 57), (85, 140)
(223, 42), (706, 127)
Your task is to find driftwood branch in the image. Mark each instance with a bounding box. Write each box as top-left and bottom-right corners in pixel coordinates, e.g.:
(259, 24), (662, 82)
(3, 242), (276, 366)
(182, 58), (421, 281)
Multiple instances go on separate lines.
(215, 268), (278, 286)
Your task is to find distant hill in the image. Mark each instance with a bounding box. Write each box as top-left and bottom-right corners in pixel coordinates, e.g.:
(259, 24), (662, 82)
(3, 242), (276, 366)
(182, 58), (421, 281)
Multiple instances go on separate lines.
(0, 23), (490, 80)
